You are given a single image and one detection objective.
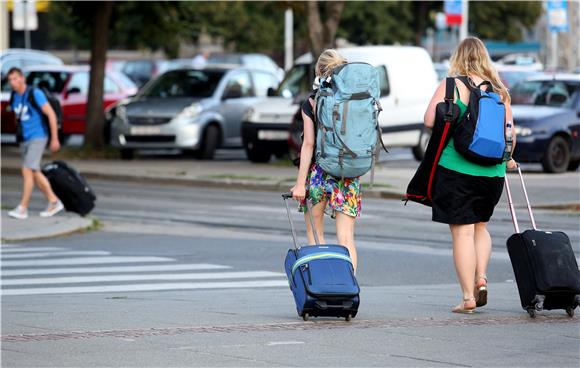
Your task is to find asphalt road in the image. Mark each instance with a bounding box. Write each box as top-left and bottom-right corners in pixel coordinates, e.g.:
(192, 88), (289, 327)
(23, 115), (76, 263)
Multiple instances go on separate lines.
(1, 157), (579, 367)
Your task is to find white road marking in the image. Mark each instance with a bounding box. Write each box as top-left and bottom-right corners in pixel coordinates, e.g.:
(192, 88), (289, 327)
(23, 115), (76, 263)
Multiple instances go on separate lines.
(1, 247), (64, 253)
(1, 280), (289, 296)
(1, 264), (231, 277)
(2, 256), (173, 267)
(2, 251), (111, 259)
(267, 341), (305, 346)
(2, 271), (286, 286)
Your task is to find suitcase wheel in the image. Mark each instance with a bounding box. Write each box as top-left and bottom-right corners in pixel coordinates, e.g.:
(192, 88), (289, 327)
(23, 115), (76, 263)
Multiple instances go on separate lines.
(302, 313), (309, 321)
(566, 307), (575, 318)
(345, 314), (352, 322)
(527, 309), (537, 318)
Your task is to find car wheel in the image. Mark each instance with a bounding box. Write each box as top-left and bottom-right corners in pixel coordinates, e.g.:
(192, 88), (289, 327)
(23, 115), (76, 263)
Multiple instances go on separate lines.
(541, 136), (570, 173)
(197, 125), (219, 160)
(567, 160), (580, 172)
(58, 133), (70, 146)
(120, 148), (135, 160)
(412, 128), (431, 161)
(245, 141), (272, 163)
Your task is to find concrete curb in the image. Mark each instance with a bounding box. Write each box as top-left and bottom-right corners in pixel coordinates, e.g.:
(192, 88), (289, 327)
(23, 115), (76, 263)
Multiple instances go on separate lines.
(1, 167), (406, 200)
(1, 213), (96, 243)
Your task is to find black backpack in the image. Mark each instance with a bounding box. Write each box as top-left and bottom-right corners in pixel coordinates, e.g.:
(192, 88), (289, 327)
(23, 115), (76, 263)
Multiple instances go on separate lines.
(9, 86), (63, 142)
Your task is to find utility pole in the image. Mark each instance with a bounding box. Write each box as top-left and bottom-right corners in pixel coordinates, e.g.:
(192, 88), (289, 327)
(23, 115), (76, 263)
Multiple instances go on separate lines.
(24, 0), (30, 49)
(459, 0), (469, 41)
(0, 1), (8, 51)
(284, 8), (293, 71)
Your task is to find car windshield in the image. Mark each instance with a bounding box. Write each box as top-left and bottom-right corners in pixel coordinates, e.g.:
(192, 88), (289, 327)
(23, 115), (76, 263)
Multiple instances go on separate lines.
(26, 71), (70, 93)
(510, 80), (579, 107)
(140, 70), (224, 98)
(276, 64), (311, 98)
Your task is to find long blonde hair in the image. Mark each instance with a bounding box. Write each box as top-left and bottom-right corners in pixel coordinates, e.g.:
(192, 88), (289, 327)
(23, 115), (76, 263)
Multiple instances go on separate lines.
(449, 37), (510, 103)
(316, 49), (347, 78)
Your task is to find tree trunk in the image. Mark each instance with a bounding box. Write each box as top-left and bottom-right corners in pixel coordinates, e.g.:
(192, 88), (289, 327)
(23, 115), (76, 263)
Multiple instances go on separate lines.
(306, 1), (345, 58)
(84, 1), (113, 150)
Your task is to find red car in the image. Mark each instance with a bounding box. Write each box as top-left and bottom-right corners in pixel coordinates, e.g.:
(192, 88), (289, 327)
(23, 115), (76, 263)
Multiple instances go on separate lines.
(1, 65), (137, 141)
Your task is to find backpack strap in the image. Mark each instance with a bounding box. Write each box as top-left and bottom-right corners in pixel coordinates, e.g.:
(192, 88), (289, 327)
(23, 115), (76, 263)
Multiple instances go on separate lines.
(9, 90), (15, 109)
(444, 77), (456, 121)
(26, 87), (44, 115)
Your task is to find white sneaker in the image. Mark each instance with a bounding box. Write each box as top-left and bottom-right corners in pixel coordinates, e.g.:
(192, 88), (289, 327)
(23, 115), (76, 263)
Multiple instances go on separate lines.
(8, 205), (28, 220)
(39, 200), (64, 218)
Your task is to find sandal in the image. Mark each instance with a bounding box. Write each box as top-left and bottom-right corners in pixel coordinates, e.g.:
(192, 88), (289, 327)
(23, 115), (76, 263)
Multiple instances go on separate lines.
(475, 276), (488, 307)
(452, 297), (476, 314)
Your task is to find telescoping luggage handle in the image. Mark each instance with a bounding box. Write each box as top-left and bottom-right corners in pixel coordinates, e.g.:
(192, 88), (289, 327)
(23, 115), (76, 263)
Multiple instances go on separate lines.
(282, 193), (320, 249)
(504, 165), (537, 234)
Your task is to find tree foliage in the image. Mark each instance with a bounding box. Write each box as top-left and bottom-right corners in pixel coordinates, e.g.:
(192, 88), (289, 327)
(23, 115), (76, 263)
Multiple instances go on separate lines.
(337, 1), (415, 46)
(469, 1), (543, 42)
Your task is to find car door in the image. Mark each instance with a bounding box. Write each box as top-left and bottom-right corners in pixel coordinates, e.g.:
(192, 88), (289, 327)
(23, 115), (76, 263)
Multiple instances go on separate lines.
(62, 71), (89, 134)
(220, 71), (258, 146)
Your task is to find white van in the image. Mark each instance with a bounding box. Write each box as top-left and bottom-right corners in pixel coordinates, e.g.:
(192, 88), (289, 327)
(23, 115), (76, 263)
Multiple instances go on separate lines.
(241, 46), (438, 162)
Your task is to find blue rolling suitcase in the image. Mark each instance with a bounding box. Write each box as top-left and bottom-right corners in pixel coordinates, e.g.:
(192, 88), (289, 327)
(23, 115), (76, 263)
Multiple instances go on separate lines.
(282, 194), (360, 321)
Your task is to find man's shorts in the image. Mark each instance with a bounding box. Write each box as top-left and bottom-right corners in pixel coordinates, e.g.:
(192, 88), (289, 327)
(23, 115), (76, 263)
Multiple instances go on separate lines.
(21, 138), (48, 171)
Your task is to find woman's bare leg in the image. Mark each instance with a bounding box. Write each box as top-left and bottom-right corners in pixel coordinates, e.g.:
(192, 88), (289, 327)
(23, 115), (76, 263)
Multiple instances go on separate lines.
(449, 224), (476, 303)
(335, 212), (357, 272)
(305, 201), (327, 245)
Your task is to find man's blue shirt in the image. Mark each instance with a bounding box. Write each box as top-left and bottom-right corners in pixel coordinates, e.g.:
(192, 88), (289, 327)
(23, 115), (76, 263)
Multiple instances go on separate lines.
(11, 88), (49, 141)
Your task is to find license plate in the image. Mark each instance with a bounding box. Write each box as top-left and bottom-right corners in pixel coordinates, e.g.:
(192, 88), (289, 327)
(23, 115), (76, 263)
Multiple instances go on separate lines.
(130, 126), (162, 135)
(258, 130), (289, 140)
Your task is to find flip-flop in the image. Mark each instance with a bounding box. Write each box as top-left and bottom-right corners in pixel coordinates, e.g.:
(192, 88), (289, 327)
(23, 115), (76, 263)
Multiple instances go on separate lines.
(475, 277), (488, 307)
(452, 298), (476, 314)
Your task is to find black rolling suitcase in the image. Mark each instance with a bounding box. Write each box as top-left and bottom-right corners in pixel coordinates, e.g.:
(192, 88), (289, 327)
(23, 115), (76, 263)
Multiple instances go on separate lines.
(42, 161), (96, 216)
(505, 166), (580, 318)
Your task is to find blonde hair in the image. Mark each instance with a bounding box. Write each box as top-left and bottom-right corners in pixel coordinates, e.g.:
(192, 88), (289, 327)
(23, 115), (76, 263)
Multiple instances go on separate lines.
(449, 37), (510, 103)
(315, 49), (347, 78)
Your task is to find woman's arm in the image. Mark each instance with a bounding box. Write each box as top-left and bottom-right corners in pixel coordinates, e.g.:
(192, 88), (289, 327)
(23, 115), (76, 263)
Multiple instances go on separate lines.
(423, 80), (446, 128)
(505, 102), (518, 169)
(291, 101), (316, 201)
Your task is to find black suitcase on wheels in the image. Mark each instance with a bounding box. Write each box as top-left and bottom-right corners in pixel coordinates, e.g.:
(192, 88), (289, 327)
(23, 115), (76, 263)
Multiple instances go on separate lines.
(505, 167), (580, 318)
(42, 161), (96, 216)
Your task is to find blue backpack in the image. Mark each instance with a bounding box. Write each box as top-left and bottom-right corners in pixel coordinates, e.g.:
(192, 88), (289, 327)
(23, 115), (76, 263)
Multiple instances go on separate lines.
(314, 63), (388, 180)
(453, 77), (506, 166)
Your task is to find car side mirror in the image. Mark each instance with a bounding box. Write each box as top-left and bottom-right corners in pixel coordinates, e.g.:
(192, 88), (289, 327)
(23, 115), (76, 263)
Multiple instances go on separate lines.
(267, 87), (277, 97)
(65, 87), (81, 98)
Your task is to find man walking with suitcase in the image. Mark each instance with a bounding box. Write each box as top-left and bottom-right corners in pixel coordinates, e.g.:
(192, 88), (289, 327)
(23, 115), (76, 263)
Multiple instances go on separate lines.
(6, 67), (64, 219)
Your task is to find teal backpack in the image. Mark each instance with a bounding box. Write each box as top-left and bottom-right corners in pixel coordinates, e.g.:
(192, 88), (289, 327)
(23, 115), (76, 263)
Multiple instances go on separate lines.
(314, 62), (388, 182)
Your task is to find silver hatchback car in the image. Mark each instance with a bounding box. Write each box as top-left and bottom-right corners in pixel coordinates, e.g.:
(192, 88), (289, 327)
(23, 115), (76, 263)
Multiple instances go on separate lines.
(109, 66), (278, 159)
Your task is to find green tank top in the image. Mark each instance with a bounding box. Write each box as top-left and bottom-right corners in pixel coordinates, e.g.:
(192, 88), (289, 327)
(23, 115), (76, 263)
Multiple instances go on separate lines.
(438, 91), (506, 178)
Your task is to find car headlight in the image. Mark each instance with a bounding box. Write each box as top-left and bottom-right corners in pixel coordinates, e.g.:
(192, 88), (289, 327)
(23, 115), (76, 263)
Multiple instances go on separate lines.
(177, 104), (203, 120)
(243, 107), (256, 122)
(116, 105), (127, 121)
(515, 126), (533, 136)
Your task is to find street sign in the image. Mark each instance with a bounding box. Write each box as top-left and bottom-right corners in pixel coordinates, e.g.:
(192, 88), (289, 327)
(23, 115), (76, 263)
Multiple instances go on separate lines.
(444, 0), (463, 26)
(12, 0), (38, 31)
(547, 0), (568, 33)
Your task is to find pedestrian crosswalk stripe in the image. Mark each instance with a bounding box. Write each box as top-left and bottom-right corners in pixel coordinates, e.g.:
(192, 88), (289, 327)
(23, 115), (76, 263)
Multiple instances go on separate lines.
(2, 271), (286, 286)
(1, 247), (65, 253)
(1, 280), (289, 296)
(2, 256), (173, 267)
(2, 251), (111, 259)
(1, 264), (231, 277)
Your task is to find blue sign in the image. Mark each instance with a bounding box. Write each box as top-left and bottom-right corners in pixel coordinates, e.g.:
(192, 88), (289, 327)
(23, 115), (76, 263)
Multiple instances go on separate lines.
(444, 0), (462, 15)
(547, 0), (568, 33)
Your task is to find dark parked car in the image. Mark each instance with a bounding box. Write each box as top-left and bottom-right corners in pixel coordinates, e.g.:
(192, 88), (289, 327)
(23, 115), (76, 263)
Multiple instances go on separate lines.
(511, 74), (580, 173)
(121, 59), (169, 88)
